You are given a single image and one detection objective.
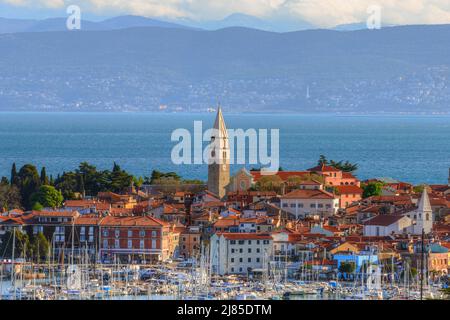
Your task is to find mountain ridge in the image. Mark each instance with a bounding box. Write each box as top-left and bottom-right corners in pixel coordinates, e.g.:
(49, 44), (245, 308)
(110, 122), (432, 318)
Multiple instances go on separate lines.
(0, 24), (449, 113)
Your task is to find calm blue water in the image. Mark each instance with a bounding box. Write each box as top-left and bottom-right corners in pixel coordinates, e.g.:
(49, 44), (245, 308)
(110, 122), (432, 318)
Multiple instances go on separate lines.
(0, 112), (449, 184)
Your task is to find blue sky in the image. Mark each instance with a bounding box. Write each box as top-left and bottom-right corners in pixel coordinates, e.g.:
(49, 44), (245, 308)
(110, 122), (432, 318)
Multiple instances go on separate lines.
(1, 1), (450, 27)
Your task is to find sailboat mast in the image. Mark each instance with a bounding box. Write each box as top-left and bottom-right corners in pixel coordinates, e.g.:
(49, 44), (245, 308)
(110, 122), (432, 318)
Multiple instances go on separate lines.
(12, 227), (16, 300)
(420, 228), (424, 300)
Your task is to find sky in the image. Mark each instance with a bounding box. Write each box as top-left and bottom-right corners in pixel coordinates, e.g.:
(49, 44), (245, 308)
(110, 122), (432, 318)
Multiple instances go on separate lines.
(1, 0), (450, 27)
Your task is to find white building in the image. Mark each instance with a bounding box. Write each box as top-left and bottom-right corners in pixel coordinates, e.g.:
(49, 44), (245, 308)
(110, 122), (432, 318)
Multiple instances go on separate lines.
(280, 189), (339, 218)
(363, 190), (434, 236)
(210, 233), (273, 275)
(406, 189), (433, 235)
(363, 214), (412, 237)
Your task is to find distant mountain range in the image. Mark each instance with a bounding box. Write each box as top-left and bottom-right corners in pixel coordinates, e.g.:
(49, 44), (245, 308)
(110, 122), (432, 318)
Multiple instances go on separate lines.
(0, 13), (318, 34)
(0, 23), (449, 113)
(0, 15), (195, 33)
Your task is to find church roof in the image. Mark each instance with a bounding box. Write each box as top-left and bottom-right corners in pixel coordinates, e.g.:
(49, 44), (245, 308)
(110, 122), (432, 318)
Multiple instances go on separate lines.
(213, 106), (228, 139)
(417, 189), (432, 213)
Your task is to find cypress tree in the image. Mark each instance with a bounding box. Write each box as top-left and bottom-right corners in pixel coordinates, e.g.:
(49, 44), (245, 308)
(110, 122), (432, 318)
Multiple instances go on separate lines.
(11, 163), (18, 186)
(40, 167), (49, 185)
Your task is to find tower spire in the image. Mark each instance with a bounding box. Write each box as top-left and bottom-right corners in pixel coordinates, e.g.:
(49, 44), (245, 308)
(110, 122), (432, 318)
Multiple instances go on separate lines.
(207, 106), (230, 199)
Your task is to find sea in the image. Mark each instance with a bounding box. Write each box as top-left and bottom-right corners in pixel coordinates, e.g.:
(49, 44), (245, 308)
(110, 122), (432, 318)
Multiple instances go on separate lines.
(0, 112), (449, 185)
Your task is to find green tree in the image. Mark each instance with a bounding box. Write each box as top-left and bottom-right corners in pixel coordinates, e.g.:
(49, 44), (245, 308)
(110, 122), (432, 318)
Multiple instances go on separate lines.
(339, 262), (356, 274)
(316, 156), (358, 172)
(0, 229), (30, 259)
(10, 162), (18, 186)
(55, 172), (79, 200)
(30, 233), (50, 262)
(413, 184), (428, 193)
(32, 202), (44, 211)
(150, 170), (181, 184)
(16, 164), (41, 209)
(0, 183), (22, 211)
(110, 162), (133, 193)
(31, 185), (63, 208)
(40, 167), (49, 185)
(255, 175), (283, 192)
(318, 155), (328, 165)
(362, 182), (383, 198)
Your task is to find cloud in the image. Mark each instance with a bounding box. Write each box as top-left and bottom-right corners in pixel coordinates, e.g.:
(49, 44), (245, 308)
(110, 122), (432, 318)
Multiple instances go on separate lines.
(2, 0), (450, 27)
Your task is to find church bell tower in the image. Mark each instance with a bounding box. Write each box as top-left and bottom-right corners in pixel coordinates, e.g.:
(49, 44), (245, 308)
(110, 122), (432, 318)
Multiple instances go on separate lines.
(207, 106), (230, 199)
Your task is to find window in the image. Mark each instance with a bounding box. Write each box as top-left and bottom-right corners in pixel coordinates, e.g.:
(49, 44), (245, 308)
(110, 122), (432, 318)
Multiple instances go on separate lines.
(248, 248), (252, 253)
(128, 240), (132, 249)
(140, 230), (145, 237)
(231, 249), (235, 253)
(263, 240), (269, 245)
(310, 204), (316, 208)
(256, 258), (260, 263)
(290, 203), (296, 208)
(89, 227), (94, 235)
(231, 267), (234, 272)
(128, 230), (133, 237)
(248, 258), (251, 263)
(298, 203), (304, 208)
(239, 248), (243, 253)
(239, 267), (243, 272)
(257, 248), (260, 253)
(318, 204), (323, 208)
(193, 237), (197, 242)
(256, 240), (260, 245)
(231, 258), (234, 263)
(282, 203), (288, 208)
(80, 227), (86, 235)
(115, 239), (120, 248)
(239, 258), (243, 263)
(238, 240), (244, 245)
(248, 240), (252, 245)
(103, 240), (108, 249)
(230, 240), (236, 245)
(103, 230), (109, 237)
(141, 240), (145, 249)
(151, 230), (157, 237)
(115, 229), (120, 238)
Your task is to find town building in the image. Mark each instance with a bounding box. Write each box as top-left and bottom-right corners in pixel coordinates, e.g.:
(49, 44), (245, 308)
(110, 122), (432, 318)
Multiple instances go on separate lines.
(210, 233), (273, 275)
(98, 215), (171, 263)
(280, 189), (339, 218)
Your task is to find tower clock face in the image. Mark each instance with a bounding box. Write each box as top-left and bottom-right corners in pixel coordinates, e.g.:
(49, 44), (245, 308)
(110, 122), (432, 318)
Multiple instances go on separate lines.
(222, 164), (227, 170)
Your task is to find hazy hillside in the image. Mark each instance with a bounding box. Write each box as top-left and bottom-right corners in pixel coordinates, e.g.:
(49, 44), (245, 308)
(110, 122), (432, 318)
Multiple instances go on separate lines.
(0, 15), (193, 33)
(0, 25), (449, 113)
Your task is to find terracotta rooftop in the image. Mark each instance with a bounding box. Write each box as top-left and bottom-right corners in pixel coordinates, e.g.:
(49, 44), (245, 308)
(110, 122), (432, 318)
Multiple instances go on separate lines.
(281, 189), (336, 200)
(363, 214), (406, 226)
(219, 233), (273, 240)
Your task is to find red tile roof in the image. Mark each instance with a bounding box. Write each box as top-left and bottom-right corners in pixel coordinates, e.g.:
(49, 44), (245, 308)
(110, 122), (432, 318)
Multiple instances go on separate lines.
(281, 189), (336, 200)
(250, 171), (311, 182)
(100, 215), (168, 227)
(219, 233), (273, 240)
(363, 214), (406, 226)
(335, 185), (363, 194)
